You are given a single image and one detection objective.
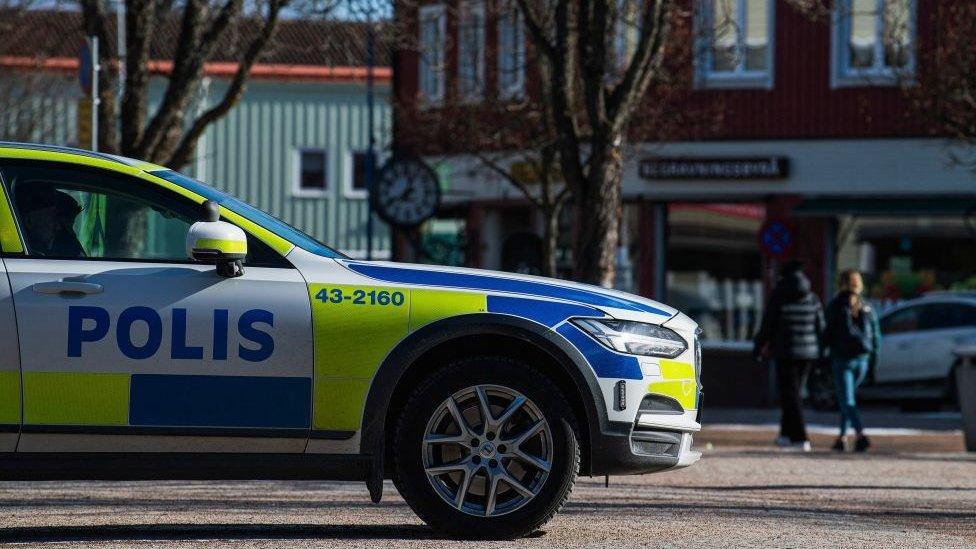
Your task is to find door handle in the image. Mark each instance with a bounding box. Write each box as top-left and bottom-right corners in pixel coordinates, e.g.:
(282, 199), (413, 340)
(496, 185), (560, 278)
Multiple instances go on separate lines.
(32, 281), (104, 296)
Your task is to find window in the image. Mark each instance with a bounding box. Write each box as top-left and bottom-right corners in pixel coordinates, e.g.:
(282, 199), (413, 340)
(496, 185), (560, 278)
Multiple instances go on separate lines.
(419, 4), (447, 105)
(3, 162), (288, 266)
(497, 3), (525, 99)
(921, 303), (976, 331)
(296, 149), (328, 197)
(697, 0), (774, 89)
(458, 0), (486, 101)
(345, 150), (374, 199)
(155, 169), (342, 260)
(831, 0), (914, 87)
(880, 305), (922, 335)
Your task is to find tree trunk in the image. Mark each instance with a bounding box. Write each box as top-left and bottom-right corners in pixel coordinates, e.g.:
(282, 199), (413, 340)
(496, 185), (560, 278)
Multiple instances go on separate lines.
(574, 148), (623, 287)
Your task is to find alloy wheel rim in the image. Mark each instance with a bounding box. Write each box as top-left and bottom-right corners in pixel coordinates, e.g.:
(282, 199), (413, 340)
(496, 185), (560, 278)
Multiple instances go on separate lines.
(422, 384), (553, 517)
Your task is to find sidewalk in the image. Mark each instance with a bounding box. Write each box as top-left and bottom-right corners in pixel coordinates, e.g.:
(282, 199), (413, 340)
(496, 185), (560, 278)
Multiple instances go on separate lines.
(702, 406), (962, 432)
(698, 406), (966, 453)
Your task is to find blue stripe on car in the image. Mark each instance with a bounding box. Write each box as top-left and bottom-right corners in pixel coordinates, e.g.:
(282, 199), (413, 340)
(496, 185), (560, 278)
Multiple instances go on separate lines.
(487, 295), (604, 327)
(555, 323), (643, 380)
(129, 374), (311, 429)
(344, 262), (670, 316)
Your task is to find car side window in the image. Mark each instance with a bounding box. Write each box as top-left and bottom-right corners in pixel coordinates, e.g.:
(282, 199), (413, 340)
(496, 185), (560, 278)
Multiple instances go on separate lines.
(880, 306), (922, 335)
(2, 161), (289, 268)
(924, 303), (976, 331)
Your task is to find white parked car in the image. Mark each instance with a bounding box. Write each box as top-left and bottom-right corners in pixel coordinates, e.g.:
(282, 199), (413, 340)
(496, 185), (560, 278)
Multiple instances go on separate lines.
(810, 293), (976, 409)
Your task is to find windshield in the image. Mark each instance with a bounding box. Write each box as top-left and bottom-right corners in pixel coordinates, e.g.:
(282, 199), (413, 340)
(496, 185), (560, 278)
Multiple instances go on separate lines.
(152, 170), (345, 259)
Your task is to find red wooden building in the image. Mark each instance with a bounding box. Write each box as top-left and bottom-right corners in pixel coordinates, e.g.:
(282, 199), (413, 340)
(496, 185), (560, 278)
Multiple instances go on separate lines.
(392, 0), (975, 359)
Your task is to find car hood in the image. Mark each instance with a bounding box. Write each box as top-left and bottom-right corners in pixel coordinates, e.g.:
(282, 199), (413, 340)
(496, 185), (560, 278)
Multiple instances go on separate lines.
(338, 259), (677, 322)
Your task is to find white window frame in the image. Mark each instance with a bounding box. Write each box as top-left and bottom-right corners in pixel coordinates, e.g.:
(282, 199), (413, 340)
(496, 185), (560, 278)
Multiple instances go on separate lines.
(419, 3), (447, 106)
(696, 0), (775, 90)
(830, 0), (916, 88)
(458, 0), (486, 102)
(497, 4), (525, 99)
(293, 148), (330, 198)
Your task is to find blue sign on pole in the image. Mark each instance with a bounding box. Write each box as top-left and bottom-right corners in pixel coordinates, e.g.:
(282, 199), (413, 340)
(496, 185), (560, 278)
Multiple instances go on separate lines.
(759, 219), (793, 257)
(78, 40), (92, 96)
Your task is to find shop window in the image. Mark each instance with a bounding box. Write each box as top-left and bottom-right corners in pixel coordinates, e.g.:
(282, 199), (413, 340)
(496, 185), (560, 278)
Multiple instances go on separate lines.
(665, 203), (765, 344)
(835, 216), (976, 309)
(419, 4), (447, 105)
(697, 0), (774, 89)
(831, 0), (914, 87)
(458, 0), (486, 101)
(296, 149), (328, 197)
(497, 3), (525, 99)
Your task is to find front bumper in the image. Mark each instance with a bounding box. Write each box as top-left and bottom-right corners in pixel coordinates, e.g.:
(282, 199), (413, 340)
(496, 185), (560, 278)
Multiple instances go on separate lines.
(589, 409), (702, 475)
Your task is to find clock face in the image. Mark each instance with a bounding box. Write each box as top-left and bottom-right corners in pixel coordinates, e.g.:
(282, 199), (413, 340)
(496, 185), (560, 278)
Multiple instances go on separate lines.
(372, 157), (441, 227)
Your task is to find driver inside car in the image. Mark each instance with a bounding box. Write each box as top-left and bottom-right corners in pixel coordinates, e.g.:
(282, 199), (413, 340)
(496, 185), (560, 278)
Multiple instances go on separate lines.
(15, 183), (86, 258)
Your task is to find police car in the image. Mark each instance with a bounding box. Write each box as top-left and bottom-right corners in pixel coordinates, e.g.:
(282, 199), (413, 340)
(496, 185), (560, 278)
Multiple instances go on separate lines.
(0, 143), (701, 539)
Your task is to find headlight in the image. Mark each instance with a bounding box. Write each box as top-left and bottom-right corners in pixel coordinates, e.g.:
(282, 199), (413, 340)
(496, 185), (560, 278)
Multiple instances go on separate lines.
(573, 318), (688, 358)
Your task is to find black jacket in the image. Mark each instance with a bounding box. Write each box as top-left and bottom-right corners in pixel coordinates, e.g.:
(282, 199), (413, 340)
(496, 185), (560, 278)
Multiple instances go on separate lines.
(753, 270), (826, 361)
(824, 292), (882, 361)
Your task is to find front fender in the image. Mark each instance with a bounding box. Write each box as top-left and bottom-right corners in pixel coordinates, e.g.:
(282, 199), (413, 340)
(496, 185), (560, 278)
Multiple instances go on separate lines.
(360, 313), (610, 481)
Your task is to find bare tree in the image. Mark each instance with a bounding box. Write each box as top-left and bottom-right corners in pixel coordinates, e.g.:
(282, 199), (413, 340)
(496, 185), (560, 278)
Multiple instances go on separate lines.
(79, 0), (293, 167)
(404, 23), (571, 277)
(396, 0), (715, 281)
(903, 2), (976, 166)
(77, 0), (293, 253)
(499, 0), (683, 286)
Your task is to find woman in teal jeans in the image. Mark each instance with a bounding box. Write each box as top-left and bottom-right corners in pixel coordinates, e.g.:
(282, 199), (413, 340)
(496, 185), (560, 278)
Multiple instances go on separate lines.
(824, 270), (881, 452)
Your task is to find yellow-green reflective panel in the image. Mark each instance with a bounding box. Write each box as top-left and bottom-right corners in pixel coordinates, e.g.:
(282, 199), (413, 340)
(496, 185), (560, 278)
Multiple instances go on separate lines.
(0, 371), (21, 424)
(23, 373), (130, 425)
(648, 359), (698, 410)
(409, 289), (487, 331)
(195, 238), (247, 254)
(309, 284), (410, 430)
(0, 184), (23, 253)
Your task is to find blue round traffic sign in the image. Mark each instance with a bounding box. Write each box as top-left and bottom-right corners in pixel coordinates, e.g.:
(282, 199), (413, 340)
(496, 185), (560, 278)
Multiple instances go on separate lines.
(759, 219), (793, 257)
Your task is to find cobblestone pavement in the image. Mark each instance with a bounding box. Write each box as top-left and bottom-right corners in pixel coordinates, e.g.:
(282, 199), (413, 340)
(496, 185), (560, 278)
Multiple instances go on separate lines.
(0, 426), (973, 548)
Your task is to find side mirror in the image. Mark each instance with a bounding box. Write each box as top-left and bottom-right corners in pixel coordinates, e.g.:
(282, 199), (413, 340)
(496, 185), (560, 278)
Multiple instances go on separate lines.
(186, 200), (247, 278)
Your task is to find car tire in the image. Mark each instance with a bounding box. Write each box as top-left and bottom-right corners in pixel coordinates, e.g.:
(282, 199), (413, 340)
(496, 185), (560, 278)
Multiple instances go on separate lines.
(393, 356), (579, 540)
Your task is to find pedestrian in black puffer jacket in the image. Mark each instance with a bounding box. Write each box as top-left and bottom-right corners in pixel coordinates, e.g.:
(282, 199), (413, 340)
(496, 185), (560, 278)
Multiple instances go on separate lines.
(753, 260), (825, 450)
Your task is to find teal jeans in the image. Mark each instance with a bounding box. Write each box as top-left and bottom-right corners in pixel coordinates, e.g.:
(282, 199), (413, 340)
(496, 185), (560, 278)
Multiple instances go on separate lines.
(832, 356), (869, 436)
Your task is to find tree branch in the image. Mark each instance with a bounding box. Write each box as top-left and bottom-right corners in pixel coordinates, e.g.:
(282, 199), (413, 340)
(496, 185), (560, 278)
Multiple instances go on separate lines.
(167, 0), (287, 168)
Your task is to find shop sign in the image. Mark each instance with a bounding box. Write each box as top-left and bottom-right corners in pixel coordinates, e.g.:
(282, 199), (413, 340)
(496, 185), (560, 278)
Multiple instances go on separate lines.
(639, 156), (789, 180)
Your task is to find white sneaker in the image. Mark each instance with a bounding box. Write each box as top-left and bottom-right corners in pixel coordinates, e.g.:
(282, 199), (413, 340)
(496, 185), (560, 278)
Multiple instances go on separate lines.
(791, 440), (812, 452)
(775, 436), (791, 447)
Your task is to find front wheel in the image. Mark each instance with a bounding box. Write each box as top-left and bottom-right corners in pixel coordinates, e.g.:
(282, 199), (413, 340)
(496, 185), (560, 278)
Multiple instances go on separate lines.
(393, 356), (579, 539)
